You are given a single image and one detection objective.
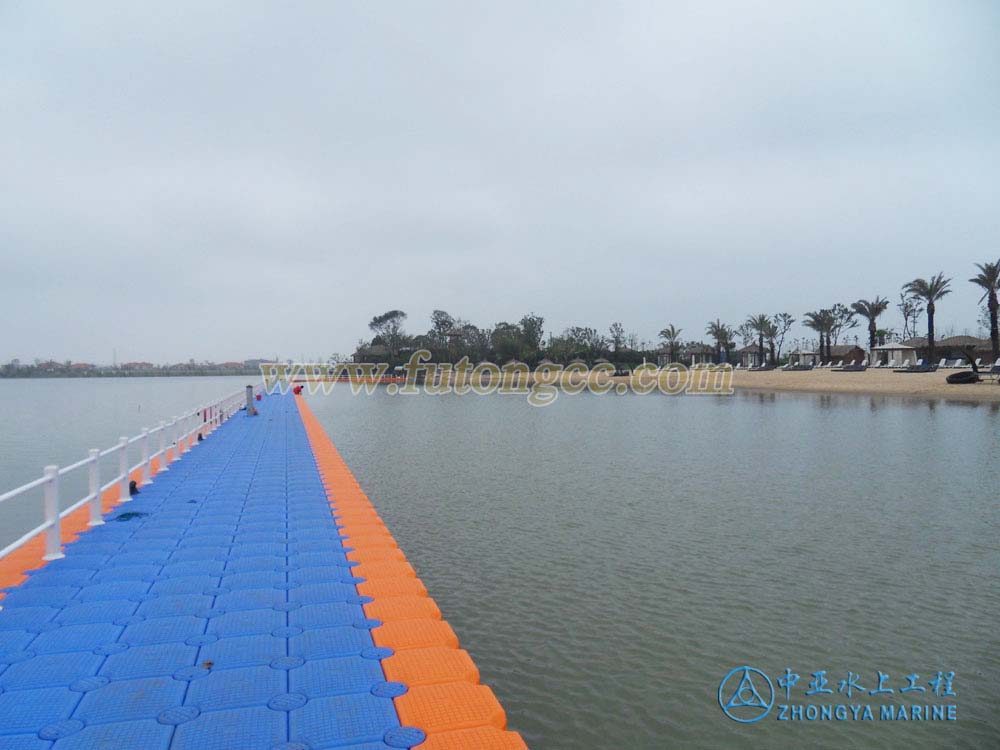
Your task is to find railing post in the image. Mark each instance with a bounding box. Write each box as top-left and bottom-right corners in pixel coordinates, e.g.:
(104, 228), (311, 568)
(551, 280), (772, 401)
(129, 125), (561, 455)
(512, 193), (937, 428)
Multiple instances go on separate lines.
(173, 416), (181, 460)
(42, 465), (64, 560)
(158, 420), (168, 472)
(118, 436), (131, 503)
(246, 385), (254, 415)
(141, 427), (151, 485)
(88, 449), (103, 526)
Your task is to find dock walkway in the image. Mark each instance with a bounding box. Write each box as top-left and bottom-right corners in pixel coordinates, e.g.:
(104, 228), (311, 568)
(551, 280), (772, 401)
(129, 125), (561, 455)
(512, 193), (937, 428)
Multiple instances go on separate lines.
(0, 393), (524, 750)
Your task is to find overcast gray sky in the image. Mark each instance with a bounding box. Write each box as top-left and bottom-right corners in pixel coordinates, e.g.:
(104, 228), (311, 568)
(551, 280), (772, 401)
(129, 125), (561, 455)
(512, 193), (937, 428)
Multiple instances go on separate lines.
(2, 1), (999, 363)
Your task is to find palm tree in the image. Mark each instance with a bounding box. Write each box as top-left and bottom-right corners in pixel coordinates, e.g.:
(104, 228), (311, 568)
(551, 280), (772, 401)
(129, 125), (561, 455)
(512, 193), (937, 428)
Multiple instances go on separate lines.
(705, 319), (728, 363)
(803, 311), (824, 362)
(745, 314), (771, 367)
(658, 324), (683, 363)
(762, 318), (779, 365)
(970, 260), (1000, 359)
(803, 309), (835, 362)
(903, 273), (952, 360)
(850, 297), (891, 354)
(720, 324), (737, 364)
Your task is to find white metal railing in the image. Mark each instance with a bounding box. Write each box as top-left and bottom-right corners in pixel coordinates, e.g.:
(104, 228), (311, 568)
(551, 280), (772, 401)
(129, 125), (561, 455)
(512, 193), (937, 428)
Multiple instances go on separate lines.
(0, 384), (262, 563)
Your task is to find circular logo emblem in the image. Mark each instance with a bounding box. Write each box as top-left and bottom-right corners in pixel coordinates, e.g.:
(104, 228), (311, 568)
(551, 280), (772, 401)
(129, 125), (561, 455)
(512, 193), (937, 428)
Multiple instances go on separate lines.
(718, 666), (774, 723)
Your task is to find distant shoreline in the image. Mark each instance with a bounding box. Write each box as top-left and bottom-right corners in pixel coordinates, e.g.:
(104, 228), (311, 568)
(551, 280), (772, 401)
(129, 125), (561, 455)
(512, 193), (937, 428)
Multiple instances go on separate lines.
(7, 368), (1000, 404)
(731, 368), (1000, 403)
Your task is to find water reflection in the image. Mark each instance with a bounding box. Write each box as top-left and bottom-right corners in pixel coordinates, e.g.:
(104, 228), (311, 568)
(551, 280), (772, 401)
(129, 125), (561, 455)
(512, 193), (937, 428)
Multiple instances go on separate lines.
(309, 388), (1000, 750)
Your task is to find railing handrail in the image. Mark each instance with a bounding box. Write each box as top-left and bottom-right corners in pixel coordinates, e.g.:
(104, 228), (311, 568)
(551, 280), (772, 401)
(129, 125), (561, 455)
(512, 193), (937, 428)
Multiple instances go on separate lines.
(0, 383), (262, 563)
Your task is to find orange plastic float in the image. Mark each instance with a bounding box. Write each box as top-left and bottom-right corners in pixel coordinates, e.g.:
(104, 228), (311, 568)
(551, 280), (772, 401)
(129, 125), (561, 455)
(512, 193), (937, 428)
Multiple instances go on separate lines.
(296, 394), (527, 750)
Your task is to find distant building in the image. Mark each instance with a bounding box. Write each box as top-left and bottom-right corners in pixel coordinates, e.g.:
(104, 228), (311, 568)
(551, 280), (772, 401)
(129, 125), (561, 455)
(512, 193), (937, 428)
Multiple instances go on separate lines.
(655, 347), (676, 367)
(739, 344), (765, 368)
(934, 335), (992, 364)
(872, 342), (918, 366)
(682, 343), (715, 366)
(872, 336), (991, 366)
(656, 345), (713, 366)
(788, 349), (819, 366)
(121, 361), (155, 371)
(826, 345), (865, 365)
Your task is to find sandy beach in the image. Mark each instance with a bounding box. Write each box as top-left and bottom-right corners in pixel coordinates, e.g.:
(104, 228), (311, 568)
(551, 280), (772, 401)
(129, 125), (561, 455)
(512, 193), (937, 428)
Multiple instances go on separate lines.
(731, 367), (1000, 402)
(297, 365), (1000, 404)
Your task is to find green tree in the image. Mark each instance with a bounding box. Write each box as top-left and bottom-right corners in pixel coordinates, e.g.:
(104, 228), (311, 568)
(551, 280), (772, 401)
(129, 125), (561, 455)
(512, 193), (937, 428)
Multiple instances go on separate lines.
(850, 297), (890, 353)
(659, 324), (683, 362)
(491, 321), (524, 362)
(519, 313), (545, 356)
(609, 322), (626, 354)
(970, 260), (1000, 359)
(828, 303), (858, 347)
(896, 293), (923, 339)
(771, 313), (795, 362)
(761, 319), (779, 365)
(368, 310), (408, 354)
(565, 327), (607, 360)
(429, 310), (455, 342)
(704, 320), (727, 363)
(903, 273), (952, 360)
(803, 310), (833, 362)
(745, 314), (771, 367)
(720, 324), (736, 363)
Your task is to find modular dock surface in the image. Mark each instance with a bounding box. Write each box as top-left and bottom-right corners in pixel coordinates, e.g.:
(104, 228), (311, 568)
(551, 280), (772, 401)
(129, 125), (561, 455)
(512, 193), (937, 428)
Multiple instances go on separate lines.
(0, 393), (524, 750)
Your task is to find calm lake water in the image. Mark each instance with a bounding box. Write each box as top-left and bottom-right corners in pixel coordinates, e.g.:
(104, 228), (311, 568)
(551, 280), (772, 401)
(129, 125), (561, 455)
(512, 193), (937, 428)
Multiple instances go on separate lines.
(1, 378), (998, 748)
(0, 377), (254, 544)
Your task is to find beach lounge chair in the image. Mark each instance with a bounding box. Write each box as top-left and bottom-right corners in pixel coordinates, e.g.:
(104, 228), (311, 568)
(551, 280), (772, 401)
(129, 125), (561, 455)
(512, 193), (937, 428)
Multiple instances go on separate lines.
(937, 358), (948, 369)
(894, 358), (937, 373)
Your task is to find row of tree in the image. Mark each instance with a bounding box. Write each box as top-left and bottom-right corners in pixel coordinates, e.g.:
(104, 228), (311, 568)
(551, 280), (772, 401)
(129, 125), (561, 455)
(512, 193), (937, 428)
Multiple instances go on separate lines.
(354, 262), (1000, 366)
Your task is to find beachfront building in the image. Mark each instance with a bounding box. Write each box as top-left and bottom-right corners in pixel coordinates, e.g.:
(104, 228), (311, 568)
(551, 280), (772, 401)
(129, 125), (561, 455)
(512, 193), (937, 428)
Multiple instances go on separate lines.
(656, 347), (678, 367)
(872, 336), (991, 366)
(739, 344), (765, 368)
(657, 343), (714, 367)
(935, 335), (992, 364)
(683, 343), (716, 366)
(826, 345), (866, 366)
(787, 349), (819, 366)
(872, 341), (918, 366)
